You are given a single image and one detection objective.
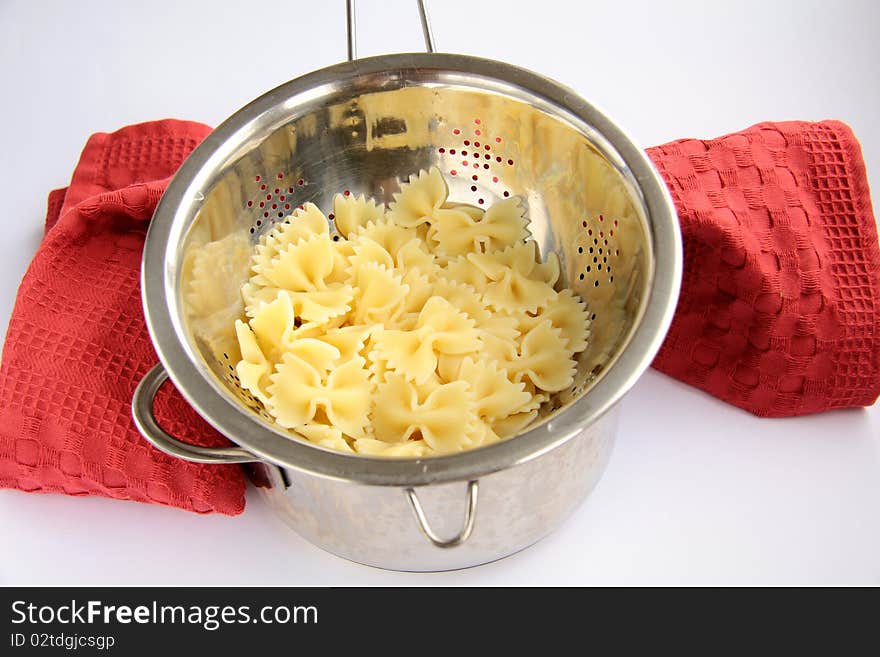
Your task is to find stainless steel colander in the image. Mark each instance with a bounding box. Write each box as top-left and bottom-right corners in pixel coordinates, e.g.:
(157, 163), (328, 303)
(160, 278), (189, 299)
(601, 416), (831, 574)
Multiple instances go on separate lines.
(132, 0), (681, 571)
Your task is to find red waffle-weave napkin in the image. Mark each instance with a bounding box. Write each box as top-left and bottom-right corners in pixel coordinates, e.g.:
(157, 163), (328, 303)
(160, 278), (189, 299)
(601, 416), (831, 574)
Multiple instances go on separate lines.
(648, 120), (880, 416)
(0, 120), (246, 515)
(0, 118), (877, 515)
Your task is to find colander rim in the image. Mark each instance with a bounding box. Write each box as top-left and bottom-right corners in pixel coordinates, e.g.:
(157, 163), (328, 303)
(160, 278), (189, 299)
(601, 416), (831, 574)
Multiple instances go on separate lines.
(142, 52), (682, 486)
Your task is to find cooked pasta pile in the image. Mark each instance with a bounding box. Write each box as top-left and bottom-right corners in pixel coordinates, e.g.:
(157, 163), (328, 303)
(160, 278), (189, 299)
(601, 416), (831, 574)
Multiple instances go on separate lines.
(234, 167), (589, 456)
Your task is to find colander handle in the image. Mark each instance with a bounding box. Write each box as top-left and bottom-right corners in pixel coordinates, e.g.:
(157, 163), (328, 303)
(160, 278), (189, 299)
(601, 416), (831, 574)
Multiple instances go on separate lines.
(405, 481), (479, 548)
(132, 363), (260, 464)
(346, 0), (435, 61)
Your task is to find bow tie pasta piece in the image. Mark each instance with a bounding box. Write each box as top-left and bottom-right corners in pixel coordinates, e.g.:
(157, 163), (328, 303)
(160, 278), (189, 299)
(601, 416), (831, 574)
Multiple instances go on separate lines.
(502, 320), (576, 392)
(248, 292), (305, 360)
(400, 274), (434, 316)
(283, 203), (331, 241)
(395, 238), (436, 278)
(532, 253), (561, 287)
(241, 281), (281, 319)
(406, 296), (479, 352)
(482, 267), (557, 315)
(445, 203), (483, 221)
(328, 237), (355, 285)
(519, 392), (549, 414)
(250, 203), (330, 276)
(435, 315), (518, 381)
(442, 254), (492, 293)
(318, 325), (375, 362)
(387, 168), (448, 228)
(284, 285), (355, 324)
(246, 291), (342, 359)
(258, 233), (336, 292)
(268, 353), (372, 438)
(482, 336), (520, 372)
(371, 374), (477, 453)
(516, 289), (591, 353)
(346, 235), (394, 274)
(467, 243), (559, 314)
(422, 204), (481, 263)
(468, 420), (504, 448)
(353, 438), (431, 457)
(431, 278), (491, 324)
(353, 217), (420, 260)
(479, 313), (520, 343)
(286, 338), (341, 372)
(234, 320), (273, 406)
(245, 239), (353, 321)
(492, 409), (539, 439)
(373, 328), (435, 384)
(365, 340), (394, 386)
(436, 353), (466, 383)
(428, 197), (529, 257)
(349, 262), (410, 325)
(388, 311), (420, 331)
(374, 296), (480, 384)
(332, 193), (385, 238)
(425, 206), (481, 257)
(470, 241), (560, 287)
(458, 357), (532, 421)
(296, 423), (355, 453)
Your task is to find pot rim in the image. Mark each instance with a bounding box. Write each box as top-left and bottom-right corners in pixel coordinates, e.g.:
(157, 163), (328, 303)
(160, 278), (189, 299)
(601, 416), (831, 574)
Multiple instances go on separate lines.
(141, 52), (682, 486)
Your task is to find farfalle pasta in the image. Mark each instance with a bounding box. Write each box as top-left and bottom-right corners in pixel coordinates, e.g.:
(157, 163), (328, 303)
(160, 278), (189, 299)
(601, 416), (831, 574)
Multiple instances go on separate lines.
(234, 167), (591, 456)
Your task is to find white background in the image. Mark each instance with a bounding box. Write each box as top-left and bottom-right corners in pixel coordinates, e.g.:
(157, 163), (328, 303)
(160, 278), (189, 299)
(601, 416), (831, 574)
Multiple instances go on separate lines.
(1, 0), (878, 585)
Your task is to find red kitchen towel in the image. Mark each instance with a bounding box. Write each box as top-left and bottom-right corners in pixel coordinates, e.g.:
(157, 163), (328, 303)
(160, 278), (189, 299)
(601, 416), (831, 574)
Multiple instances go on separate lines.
(0, 120), (246, 515)
(0, 118), (877, 515)
(648, 121), (880, 416)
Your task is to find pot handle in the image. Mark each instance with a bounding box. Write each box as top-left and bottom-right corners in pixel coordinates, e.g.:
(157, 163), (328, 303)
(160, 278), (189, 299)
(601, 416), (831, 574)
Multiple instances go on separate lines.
(132, 363), (259, 464)
(405, 481), (478, 548)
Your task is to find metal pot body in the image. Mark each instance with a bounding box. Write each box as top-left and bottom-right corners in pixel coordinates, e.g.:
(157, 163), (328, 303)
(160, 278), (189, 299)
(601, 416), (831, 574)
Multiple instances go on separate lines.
(261, 408), (617, 571)
(132, 53), (682, 572)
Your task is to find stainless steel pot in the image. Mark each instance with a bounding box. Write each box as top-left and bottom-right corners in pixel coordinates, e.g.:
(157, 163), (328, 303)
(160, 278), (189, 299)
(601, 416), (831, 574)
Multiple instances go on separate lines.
(132, 3), (681, 571)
